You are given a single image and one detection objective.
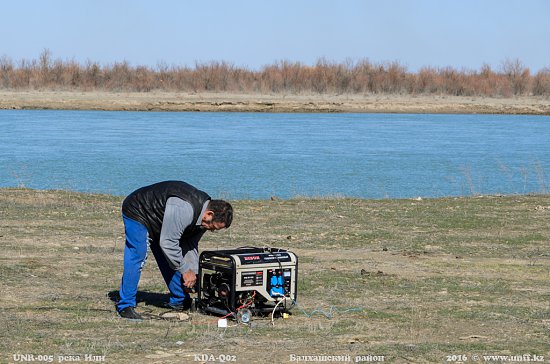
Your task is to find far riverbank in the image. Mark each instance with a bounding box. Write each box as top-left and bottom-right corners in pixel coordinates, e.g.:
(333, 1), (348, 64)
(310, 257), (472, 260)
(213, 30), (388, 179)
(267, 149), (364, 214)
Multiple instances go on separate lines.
(1, 90), (549, 114)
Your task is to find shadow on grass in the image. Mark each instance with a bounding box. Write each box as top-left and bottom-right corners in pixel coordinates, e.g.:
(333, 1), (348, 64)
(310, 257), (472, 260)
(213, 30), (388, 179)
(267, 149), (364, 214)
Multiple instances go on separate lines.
(107, 290), (171, 308)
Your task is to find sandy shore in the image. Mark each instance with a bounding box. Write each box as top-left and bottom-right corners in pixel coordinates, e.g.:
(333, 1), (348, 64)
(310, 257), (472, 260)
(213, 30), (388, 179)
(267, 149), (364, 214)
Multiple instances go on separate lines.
(1, 90), (549, 114)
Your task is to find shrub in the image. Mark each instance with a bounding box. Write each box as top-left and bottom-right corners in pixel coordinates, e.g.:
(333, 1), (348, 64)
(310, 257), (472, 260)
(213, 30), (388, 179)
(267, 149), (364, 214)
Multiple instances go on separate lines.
(1, 49), (548, 97)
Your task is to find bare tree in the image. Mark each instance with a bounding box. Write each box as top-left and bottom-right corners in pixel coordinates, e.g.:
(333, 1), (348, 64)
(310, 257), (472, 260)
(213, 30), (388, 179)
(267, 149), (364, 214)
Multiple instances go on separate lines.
(501, 58), (530, 95)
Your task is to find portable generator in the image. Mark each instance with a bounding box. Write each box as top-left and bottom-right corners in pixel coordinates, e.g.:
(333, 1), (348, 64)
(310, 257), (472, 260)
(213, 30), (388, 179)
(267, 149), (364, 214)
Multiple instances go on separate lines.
(196, 247), (298, 322)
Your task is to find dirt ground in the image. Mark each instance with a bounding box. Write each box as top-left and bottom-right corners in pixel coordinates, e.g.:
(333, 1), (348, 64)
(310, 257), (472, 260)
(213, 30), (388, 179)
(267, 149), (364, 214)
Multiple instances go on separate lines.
(1, 189), (549, 363)
(1, 90), (550, 114)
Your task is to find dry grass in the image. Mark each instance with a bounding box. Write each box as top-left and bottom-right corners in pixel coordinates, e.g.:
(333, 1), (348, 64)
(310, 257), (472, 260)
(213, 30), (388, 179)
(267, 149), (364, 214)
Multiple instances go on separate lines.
(1, 188), (549, 363)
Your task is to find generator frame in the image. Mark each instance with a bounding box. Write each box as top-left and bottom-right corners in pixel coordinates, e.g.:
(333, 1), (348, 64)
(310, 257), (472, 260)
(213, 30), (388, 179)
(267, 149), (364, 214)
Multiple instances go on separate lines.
(196, 247), (298, 319)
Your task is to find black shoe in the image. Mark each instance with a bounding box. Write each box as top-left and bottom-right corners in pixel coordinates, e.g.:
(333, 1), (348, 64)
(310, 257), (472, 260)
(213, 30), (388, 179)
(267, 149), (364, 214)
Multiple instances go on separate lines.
(164, 297), (193, 311)
(118, 307), (143, 321)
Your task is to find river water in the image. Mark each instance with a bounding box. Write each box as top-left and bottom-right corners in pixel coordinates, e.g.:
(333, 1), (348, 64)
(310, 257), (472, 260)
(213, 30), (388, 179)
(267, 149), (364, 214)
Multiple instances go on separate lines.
(1, 110), (548, 199)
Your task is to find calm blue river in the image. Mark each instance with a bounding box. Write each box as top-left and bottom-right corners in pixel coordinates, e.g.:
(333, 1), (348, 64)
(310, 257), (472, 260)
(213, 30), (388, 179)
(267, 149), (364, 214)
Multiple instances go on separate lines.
(1, 110), (549, 199)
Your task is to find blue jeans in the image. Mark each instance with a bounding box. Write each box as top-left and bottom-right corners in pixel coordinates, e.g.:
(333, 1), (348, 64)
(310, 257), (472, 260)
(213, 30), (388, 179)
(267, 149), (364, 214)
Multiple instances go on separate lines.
(117, 214), (188, 311)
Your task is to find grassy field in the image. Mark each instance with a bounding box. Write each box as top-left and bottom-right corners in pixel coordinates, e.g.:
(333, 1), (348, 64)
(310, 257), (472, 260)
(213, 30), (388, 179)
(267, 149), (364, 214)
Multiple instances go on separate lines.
(0, 188), (549, 363)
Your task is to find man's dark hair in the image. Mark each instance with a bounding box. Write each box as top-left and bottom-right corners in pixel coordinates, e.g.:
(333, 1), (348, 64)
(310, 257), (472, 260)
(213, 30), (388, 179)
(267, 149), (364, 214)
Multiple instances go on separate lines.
(207, 200), (233, 228)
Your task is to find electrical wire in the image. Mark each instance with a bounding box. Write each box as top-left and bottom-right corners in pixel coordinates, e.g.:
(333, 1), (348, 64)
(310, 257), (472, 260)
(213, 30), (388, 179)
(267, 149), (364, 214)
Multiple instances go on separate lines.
(291, 300), (363, 319)
(217, 291), (256, 321)
(270, 296), (287, 325)
(136, 306), (193, 321)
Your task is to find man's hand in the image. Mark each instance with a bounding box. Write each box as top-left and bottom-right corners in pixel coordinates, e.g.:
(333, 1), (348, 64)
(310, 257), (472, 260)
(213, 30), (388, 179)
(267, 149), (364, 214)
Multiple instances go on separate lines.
(182, 270), (197, 289)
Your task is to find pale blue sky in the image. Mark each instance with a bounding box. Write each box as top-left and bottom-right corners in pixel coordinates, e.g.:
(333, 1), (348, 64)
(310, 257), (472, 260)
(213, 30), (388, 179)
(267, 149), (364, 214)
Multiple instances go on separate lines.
(1, 0), (549, 72)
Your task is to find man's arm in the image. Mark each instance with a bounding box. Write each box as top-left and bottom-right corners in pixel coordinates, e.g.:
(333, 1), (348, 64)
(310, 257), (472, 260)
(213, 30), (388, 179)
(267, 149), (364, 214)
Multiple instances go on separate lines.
(181, 229), (205, 274)
(179, 228), (205, 288)
(158, 197), (194, 275)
